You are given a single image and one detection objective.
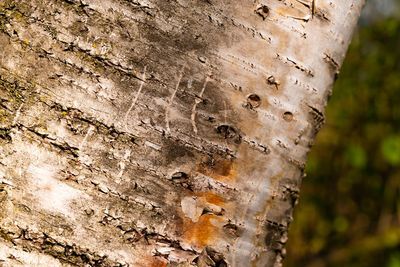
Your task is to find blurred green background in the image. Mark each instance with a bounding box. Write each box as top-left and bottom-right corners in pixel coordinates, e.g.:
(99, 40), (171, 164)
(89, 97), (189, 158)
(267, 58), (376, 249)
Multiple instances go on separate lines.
(285, 1), (400, 266)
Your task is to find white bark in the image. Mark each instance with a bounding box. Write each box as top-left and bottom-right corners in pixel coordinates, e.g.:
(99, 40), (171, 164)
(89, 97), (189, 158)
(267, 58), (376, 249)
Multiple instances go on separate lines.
(0, 0), (363, 266)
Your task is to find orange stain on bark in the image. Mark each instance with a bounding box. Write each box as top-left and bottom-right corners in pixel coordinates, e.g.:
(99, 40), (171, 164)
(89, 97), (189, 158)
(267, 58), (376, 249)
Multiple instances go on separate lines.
(148, 256), (167, 267)
(196, 192), (225, 206)
(183, 214), (223, 248)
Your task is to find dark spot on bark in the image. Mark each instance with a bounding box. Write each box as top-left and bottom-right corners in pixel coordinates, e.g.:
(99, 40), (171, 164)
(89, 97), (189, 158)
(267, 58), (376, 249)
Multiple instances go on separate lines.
(0, 128), (11, 141)
(192, 247), (228, 267)
(267, 75), (280, 89)
(307, 105), (325, 136)
(197, 156), (234, 180)
(255, 5), (270, 20)
(223, 223), (242, 238)
(246, 93), (261, 109)
(164, 140), (195, 164)
(216, 125), (240, 142)
(283, 112), (294, 122)
(171, 171), (188, 180)
(171, 171), (192, 190)
(207, 116), (216, 123)
(207, 247), (228, 267)
(198, 56), (207, 63)
(202, 206), (225, 216)
(265, 221), (285, 250)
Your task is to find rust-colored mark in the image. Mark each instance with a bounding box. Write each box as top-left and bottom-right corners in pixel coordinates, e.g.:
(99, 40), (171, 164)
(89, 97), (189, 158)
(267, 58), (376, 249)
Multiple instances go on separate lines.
(196, 192), (225, 206)
(148, 256), (168, 267)
(139, 255), (168, 267)
(183, 214), (223, 248)
(197, 157), (236, 182)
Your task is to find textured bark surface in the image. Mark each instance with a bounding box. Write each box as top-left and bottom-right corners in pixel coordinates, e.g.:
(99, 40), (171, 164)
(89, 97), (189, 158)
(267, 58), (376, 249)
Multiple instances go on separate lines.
(0, 0), (363, 266)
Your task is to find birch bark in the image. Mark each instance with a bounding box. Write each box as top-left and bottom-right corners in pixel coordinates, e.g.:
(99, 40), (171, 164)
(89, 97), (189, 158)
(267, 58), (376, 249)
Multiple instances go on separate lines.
(0, 0), (363, 266)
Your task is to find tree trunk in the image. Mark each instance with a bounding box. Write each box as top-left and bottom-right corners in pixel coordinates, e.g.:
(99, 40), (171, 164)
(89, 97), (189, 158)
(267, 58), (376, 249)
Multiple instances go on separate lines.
(0, 0), (363, 266)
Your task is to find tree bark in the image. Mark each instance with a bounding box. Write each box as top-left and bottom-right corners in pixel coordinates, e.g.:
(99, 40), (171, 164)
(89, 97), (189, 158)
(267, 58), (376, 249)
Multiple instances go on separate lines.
(0, 0), (363, 266)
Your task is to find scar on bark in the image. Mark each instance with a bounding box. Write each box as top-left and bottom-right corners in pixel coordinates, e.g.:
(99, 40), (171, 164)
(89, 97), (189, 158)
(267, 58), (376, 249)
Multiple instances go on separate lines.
(191, 76), (210, 134)
(78, 125), (95, 151)
(124, 66), (147, 131)
(165, 65), (185, 133)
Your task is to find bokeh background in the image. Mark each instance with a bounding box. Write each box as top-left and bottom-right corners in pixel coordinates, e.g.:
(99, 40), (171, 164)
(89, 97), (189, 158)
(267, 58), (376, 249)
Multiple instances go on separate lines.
(285, 1), (400, 266)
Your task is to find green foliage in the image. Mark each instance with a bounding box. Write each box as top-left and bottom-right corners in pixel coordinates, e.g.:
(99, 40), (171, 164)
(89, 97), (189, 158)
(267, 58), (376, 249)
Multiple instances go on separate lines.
(388, 253), (400, 267)
(286, 9), (400, 267)
(381, 136), (400, 165)
(345, 144), (367, 168)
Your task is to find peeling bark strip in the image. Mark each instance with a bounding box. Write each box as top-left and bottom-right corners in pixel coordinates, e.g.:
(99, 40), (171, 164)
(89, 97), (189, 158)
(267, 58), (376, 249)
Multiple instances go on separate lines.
(0, 0), (363, 266)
